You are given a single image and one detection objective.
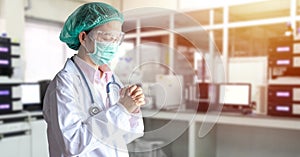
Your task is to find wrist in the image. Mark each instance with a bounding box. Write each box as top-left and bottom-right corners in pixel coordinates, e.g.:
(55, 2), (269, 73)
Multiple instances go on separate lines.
(118, 100), (138, 113)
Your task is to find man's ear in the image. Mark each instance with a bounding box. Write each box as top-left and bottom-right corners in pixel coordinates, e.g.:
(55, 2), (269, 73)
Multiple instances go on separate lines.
(78, 32), (87, 45)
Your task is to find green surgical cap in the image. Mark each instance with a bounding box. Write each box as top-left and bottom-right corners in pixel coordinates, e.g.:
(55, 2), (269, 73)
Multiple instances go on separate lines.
(60, 2), (124, 50)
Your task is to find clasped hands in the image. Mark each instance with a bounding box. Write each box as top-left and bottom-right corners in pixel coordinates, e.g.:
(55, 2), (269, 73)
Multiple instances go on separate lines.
(119, 85), (145, 113)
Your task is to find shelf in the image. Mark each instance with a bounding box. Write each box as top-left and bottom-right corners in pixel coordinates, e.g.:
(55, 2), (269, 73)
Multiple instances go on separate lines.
(0, 111), (29, 120)
(142, 109), (300, 131)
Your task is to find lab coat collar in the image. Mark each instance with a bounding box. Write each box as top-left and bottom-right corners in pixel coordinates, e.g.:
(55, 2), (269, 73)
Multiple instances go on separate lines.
(73, 55), (99, 84)
(65, 55), (113, 84)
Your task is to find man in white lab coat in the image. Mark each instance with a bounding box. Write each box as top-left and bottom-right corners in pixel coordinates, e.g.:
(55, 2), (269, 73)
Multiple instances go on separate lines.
(43, 2), (145, 157)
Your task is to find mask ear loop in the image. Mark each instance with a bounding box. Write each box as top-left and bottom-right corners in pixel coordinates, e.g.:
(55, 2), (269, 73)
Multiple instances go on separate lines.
(83, 35), (95, 55)
(83, 44), (91, 54)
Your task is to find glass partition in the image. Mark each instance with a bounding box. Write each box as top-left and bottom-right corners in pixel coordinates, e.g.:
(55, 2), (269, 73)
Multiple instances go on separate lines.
(228, 23), (286, 57)
(229, 0), (290, 23)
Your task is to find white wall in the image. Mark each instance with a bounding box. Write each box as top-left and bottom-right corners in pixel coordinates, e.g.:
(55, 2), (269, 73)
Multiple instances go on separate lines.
(0, 0), (25, 42)
(178, 0), (267, 11)
(25, 0), (119, 23)
(122, 0), (178, 11)
(25, 0), (82, 23)
(26, 0), (119, 22)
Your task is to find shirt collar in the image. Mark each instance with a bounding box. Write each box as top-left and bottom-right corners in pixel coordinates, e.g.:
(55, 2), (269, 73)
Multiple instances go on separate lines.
(73, 55), (112, 83)
(98, 64), (113, 83)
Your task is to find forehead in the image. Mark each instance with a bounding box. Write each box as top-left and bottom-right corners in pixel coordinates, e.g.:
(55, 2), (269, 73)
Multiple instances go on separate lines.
(92, 21), (122, 32)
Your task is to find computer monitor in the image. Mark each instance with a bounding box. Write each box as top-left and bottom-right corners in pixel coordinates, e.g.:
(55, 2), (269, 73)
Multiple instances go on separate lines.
(21, 83), (41, 111)
(218, 83), (251, 106)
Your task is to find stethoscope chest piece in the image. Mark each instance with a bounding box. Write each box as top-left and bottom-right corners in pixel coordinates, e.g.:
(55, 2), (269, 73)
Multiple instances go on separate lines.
(89, 104), (101, 116)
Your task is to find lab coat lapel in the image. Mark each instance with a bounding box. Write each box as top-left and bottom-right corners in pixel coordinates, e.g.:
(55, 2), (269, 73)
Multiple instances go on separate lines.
(65, 58), (106, 112)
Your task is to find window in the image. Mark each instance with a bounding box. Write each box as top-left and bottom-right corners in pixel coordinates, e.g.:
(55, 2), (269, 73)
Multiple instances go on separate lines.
(24, 18), (76, 82)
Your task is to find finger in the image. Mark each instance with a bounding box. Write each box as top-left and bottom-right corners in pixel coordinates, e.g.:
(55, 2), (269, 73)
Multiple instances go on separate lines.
(133, 86), (143, 92)
(131, 90), (143, 98)
(133, 94), (145, 101)
(134, 99), (145, 105)
(130, 87), (143, 97)
(135, 100), (146, 106)
(134, 95), (145, 102)
(130, 85), (142, 95)
(128, 85), (137, 96)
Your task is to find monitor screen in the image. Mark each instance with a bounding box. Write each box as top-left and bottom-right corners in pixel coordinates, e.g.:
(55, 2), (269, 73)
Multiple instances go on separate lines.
(21, 83), (41, 106)
(218, 83), (251, 106)
(0, 46), (9, 53)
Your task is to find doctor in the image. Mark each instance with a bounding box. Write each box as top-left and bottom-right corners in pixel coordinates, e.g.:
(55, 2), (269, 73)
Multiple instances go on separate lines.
(43, 2), (145, 157)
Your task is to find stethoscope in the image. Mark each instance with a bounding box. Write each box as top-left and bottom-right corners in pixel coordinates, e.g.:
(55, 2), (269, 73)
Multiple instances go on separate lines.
(71, 56), (121, 116)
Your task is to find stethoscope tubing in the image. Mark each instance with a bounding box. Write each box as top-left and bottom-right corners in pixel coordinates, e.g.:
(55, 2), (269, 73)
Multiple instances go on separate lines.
(71, 56), (121, 116)
(71, 56), (96, 104)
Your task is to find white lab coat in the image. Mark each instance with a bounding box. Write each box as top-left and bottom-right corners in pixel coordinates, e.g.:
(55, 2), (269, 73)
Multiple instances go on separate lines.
(43, 58), (144, 157)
